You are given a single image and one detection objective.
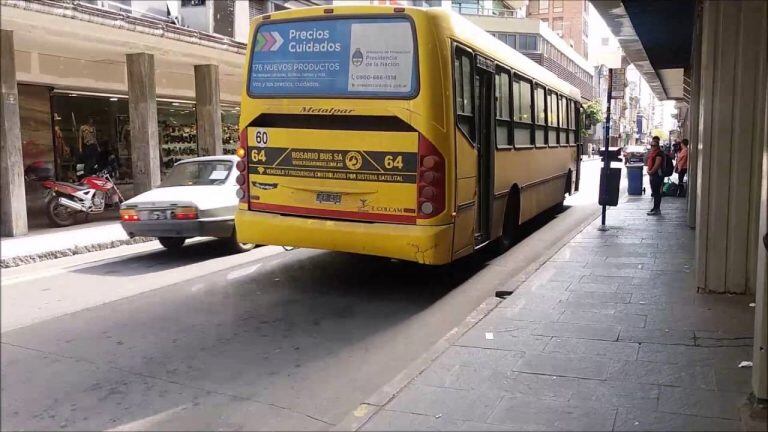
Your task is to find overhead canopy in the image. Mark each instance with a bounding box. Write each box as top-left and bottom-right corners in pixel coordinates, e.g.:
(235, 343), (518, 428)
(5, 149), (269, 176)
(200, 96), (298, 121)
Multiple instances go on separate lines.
(591, 0), (696, 101)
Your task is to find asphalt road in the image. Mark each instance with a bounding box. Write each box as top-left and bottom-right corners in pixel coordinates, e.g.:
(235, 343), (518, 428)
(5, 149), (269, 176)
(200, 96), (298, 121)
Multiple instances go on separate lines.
(1, 159), (609, 431)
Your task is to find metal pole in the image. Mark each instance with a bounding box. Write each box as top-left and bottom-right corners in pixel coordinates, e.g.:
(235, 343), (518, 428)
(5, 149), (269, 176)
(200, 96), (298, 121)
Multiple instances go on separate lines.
(599, 69), (613, 230)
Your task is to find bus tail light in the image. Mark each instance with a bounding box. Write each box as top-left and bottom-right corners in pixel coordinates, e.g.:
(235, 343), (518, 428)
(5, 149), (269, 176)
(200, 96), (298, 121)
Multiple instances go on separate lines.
(237, 129), (249, 205)
(417, 134), (445, 219)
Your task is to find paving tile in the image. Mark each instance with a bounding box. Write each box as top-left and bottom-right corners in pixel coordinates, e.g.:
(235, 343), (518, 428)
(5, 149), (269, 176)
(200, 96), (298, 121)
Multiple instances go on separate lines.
(558, 309), (647, 328)
(579, 274), (633, 285)
(618, 327), (695, 345)
(459, 421), (514, 431)
(544, 337), (639, 360)
(414, 346), (522, 390)
(453, 326), (547, 356)
(713, 366), (753, 393)
(558, 299), (621, 313)
(606, 257), (655, 264)
(566, 282), (619, 293)
(490, 303), (565, 323)
(629, 290), (694, 305)
(614, 408), (742, 431)
(487, 395), (617, 431)
(363, 409), (464, 431)
(386, 384), (503, 423)
(513, 352), (612, 380)
(534, 322), (620, 341)
(637, 343), (753, 367)
(567, 291), (631, 304)
(569, 379), (659, 411)
(503, 372), (580, 402)
(658, 386), (746, 420)
(607, 360), (716, 390)
(645, 310), (754, 332)
(507, 278), (571, 300)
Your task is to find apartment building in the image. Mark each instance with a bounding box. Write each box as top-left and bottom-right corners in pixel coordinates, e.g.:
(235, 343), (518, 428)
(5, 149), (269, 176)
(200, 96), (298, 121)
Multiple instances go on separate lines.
(526, 0), (589, 59)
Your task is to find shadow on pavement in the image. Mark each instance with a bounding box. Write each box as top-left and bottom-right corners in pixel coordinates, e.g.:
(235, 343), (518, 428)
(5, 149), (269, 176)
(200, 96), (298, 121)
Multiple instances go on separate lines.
(71, 238), (247, 277)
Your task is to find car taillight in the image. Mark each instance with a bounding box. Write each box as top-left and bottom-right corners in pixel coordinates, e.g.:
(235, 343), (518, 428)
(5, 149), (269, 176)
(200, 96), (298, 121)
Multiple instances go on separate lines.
(171, 207), (198, 220)
(119, 208), (139, 222)
(237, 129), (249, 204)
(417, 134), (445, 219)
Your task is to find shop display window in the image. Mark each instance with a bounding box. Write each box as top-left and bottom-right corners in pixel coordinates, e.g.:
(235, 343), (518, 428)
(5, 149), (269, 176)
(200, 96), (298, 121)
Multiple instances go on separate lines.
(158, 101), (198, 174)
(51, 93), (129, 183)
(221, 106), (240, 155)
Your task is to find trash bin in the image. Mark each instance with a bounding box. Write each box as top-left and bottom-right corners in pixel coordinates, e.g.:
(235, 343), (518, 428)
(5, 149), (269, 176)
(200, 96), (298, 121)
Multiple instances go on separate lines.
(627, 164), (644, 195)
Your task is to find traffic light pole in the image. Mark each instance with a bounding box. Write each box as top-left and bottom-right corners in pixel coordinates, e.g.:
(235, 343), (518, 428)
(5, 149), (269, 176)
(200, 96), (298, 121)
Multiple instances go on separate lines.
(599, 68), (613, 231)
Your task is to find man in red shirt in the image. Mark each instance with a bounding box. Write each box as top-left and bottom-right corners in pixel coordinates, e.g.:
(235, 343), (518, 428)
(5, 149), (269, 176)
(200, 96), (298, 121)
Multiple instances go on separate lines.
(647, 136), (664, 215)
(675, 139), (689, 197)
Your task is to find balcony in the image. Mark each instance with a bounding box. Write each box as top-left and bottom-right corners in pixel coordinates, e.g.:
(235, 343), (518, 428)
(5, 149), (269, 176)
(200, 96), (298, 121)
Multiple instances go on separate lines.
(452, 4), (520, 18)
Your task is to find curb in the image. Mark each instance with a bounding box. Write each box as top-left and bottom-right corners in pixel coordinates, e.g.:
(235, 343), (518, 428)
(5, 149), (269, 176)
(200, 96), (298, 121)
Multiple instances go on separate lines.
(333, 206), (603, 431)
(0, 237), (154, 268)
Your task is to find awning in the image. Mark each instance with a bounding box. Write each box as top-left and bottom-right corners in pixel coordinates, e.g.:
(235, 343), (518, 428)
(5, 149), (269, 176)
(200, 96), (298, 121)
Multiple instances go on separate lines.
(591, 0), (695, 101)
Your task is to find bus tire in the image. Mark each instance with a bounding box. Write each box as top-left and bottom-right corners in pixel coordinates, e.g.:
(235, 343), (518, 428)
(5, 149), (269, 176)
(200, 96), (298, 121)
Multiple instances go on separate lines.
(496, 186), (521, 253)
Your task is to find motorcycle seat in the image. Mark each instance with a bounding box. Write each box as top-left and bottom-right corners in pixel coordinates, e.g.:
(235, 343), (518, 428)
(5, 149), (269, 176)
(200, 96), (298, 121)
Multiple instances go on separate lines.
(58, 182), (90, 191)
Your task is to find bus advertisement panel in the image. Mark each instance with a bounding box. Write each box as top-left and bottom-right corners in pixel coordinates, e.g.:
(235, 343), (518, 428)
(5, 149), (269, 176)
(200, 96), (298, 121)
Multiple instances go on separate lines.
(248, 18), (418, 98)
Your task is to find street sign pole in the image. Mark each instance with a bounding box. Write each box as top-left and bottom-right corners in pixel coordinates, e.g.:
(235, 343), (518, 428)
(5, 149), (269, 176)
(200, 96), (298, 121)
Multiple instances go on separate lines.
(599, 69), (613, 231)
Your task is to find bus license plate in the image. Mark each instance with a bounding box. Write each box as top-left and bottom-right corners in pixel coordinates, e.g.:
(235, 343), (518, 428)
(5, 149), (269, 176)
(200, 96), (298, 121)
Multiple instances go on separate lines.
(316, 192), (341, 205)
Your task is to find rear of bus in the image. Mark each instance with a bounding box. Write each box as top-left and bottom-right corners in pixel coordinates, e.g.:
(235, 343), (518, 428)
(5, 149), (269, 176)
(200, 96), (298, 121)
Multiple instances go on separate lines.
(234, 6), (454, 265)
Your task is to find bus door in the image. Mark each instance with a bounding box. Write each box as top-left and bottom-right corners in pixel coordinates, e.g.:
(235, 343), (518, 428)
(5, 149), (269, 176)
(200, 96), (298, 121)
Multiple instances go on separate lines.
(475, 55), (495, 246)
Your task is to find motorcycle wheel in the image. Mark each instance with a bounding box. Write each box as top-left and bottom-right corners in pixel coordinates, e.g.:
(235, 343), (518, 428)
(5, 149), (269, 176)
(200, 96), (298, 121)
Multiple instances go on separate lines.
(46, 197), (78, 227)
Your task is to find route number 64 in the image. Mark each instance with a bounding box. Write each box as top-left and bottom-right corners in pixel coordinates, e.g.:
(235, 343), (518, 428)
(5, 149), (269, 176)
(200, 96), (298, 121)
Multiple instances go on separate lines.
(384, 155), (403, 169)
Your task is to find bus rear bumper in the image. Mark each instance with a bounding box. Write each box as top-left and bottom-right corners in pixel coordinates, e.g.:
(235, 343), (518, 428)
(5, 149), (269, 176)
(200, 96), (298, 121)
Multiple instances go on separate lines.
(235, 210), (454, 265)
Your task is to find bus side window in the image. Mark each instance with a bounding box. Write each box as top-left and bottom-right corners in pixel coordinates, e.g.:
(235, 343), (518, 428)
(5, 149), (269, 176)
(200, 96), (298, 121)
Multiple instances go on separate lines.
(454, 48), (475, 143)
(569, 99), (578, 145)
(495, 68), (512, 148)
(534, 84), (547, 146)
(547, 89), (558, 146)
(559, 94), (567, 145)
(512, 75), (533, 148)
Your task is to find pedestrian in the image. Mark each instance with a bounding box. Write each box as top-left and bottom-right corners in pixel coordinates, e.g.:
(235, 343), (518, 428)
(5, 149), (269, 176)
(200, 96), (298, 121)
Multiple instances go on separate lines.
(647, 136), (664, 215)
(675, 139), (689, 197)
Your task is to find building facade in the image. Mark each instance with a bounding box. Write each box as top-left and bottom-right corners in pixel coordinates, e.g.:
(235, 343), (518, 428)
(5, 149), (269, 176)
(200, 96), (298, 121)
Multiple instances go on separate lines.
(0, 0), (325, 233)
(462, 13), (594, 100)
(526, 0), (588, 59)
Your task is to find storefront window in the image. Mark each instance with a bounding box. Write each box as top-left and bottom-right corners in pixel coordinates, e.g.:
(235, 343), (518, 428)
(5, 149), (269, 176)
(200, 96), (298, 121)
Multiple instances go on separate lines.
(221, 105), (240, 155)
(158, 101), (198, 175)
(51, 93), (129, 183)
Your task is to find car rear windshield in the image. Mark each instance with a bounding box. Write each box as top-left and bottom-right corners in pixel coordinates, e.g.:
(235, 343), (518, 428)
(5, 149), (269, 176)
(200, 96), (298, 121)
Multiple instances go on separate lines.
(247, 17), (418, 98)
(160, 161), (233, 187)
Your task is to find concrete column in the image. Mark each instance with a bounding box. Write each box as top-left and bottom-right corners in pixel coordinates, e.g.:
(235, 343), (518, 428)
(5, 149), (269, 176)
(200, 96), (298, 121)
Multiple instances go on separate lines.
(695, 0), (768, 294)
(194, 64), (222, 157)
(0, 29), (28, 237)
(126, 53), (161, 194)
(752, 52), (768, 403)
(686, 1), (703, 229)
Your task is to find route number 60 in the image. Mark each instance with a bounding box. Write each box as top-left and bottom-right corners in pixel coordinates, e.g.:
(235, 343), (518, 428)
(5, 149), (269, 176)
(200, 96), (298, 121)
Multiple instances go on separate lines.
(253, 129), (269, 147)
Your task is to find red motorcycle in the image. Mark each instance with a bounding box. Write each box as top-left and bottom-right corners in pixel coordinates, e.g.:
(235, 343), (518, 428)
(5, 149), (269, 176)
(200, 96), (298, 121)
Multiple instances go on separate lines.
(41, 168), (124, 227)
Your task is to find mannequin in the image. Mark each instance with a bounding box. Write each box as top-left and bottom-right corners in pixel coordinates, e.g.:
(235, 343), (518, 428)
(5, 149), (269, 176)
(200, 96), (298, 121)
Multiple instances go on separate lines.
(79, 117), (100, 175)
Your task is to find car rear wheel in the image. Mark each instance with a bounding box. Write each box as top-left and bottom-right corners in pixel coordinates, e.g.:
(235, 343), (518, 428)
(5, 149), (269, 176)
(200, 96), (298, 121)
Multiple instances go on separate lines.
(158, 237), (186, 250)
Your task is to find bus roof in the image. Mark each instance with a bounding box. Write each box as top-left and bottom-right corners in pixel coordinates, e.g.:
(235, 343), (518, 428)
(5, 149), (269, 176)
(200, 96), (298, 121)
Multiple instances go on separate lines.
(250, 5), (582, 101)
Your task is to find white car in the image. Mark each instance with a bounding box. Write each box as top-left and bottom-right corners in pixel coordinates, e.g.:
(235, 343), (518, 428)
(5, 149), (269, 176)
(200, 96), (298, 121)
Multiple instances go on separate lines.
(119, 156), (255, 252)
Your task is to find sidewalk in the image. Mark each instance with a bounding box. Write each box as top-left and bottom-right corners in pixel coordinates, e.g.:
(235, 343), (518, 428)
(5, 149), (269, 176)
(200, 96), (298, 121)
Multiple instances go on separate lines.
(0, 220), (150, 268)
(358, 196), (757, 431)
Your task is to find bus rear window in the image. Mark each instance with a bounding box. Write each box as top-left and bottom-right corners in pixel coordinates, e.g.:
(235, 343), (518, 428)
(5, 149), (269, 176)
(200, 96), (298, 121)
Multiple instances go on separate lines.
(248, 17), (418, 98)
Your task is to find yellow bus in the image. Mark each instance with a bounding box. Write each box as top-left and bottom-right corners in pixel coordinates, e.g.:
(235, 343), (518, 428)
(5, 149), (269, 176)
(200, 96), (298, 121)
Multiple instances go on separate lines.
(234, 5), (582, 265)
